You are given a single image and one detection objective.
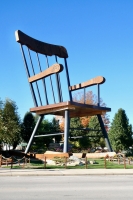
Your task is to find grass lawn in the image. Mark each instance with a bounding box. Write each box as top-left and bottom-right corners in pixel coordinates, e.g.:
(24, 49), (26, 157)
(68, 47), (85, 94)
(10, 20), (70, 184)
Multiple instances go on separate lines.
(1, 158), (133, 169)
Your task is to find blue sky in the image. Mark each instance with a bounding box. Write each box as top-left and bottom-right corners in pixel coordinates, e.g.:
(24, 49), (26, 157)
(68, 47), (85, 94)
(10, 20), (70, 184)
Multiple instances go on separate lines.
(0, 0), (133, 125)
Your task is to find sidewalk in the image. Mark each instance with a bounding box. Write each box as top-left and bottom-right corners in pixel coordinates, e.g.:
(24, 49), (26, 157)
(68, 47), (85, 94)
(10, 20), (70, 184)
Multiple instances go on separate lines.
(1, 168), (133, 176)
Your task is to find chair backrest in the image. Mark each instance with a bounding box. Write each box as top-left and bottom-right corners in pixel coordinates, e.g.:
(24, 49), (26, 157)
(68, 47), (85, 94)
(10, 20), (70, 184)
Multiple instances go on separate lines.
(15, 30), (72, 108)
(15, 30), (106, 110)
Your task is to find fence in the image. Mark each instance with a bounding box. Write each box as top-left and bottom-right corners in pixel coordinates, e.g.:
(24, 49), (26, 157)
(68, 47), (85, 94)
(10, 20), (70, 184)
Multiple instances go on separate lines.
(0, 154), (133, 169)
(0, 154), (30, 168)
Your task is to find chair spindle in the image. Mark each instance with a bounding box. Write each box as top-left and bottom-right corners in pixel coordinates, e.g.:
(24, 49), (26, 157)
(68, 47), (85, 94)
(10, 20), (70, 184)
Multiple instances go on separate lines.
(36, 53), (48, 105)
(46, 55), (56, 103)
(20, 44), (38, 107)
(27, 48), (42, 106)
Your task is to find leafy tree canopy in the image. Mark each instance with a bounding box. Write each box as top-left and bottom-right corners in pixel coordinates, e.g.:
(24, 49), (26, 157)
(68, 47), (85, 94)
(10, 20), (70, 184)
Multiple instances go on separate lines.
(0, 98), (21, 149)
(56, 90), (110, 149)
(30, 117), (62, 151)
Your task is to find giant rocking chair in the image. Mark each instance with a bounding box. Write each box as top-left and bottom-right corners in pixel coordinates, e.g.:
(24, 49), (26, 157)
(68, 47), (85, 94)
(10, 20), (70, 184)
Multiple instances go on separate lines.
(15, 30), (112, 153)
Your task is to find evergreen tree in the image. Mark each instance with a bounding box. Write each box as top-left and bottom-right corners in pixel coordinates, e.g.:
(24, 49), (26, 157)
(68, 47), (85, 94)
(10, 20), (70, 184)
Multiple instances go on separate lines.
(0, 98), (21, 149)
(88, 116), (104, 148)
(109, 108), (133, 151)
(21, 112), (35, 143)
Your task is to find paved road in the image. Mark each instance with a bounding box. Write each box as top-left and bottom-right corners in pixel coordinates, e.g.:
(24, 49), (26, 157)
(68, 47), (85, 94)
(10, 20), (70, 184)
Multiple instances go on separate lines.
(0, 175), (133, 200)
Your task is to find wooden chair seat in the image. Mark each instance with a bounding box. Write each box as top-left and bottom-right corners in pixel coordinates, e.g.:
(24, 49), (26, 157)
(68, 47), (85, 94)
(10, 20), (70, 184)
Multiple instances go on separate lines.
(30, 101), (111, 118)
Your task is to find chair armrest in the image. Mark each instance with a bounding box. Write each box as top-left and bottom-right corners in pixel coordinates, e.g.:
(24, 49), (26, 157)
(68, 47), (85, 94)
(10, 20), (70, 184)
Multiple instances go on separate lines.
(69, 76), (105, 91)
(28, 63), (63, 83)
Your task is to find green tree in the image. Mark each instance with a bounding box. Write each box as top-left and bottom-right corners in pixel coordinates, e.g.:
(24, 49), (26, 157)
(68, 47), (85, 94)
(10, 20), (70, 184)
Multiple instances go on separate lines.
(39, 119), (53, 148)
(0, 98), (3, 109)
(70, 117), (90, 148)
(51, 118), (62, 143)
(21, 112), (35, 143)
(109, 108), (133, 152)
(0, 98), (21, 149)
(24, 117), (62, 152)
(88, 116), (104, 148)
(0, 99), (4, 134)
(0, 99), (3, 150)
(32, 118), (53, 151)
(70, 117), (84, 138)
(56, 90), (110, 150)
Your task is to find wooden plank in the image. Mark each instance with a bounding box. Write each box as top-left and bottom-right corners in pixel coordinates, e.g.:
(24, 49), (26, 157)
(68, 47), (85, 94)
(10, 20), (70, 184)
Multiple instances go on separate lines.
(69, 76), (105, 91)
(35, 153), (69, 160)
(29, 101), (111, 117)
(68, 110), (106, 118)
(35, 154), (44, 159)
(31, 106), (76, 115)
(44, 153), (69, 159)
(28, 64), (63, 83)
(30, 101), (111, 112)
(15, 30), (68, 58)
(30, 101), (71, 112)
(33, 108), (106, 117)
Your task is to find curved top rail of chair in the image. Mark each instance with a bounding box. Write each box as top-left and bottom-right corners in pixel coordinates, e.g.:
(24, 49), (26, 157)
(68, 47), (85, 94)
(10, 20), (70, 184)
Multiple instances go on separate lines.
(15, 30), (68, 58)
(69, 76), (106, 91)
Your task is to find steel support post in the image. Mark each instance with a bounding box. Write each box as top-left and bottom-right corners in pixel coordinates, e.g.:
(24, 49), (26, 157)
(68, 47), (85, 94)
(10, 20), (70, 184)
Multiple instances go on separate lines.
(97, 84), (100, 106)
(63, 110), (70, 153)
(97, 114), (112, 152)
(25, 115), (44, 154)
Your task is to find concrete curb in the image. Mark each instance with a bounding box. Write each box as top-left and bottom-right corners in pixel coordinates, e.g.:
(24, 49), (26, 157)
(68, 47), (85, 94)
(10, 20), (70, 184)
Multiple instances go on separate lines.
(1, 169), (133, 176)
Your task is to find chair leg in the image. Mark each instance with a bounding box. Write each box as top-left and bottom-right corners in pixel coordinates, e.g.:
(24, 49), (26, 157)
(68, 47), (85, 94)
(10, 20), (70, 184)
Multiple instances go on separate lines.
(63, 110), (70, 153)
(97, 114), (112, 152)
(25, 115), (44, 154)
